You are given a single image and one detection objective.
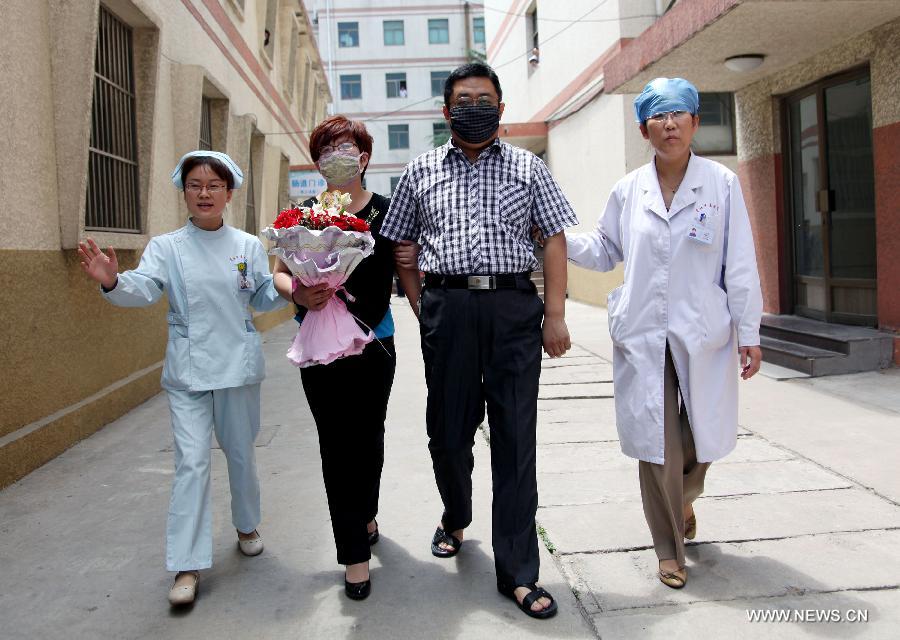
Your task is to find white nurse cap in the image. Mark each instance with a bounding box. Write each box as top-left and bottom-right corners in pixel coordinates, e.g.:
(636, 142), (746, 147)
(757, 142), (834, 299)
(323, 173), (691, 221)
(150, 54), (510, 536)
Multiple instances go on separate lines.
(171, 150), (244, 189)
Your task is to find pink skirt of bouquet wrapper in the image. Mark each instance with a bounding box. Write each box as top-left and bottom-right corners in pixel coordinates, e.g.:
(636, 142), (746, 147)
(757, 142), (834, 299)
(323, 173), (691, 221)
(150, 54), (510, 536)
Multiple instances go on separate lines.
(287, 295), (374, 367)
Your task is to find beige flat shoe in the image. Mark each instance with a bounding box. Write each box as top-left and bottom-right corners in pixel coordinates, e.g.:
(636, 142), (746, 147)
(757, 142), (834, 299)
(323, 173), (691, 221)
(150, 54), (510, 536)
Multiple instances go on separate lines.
(658, 567), (687, 589)
(168, 571), (199, 605)
(684, 513), (697, 540)
(238, 530), (264, 557)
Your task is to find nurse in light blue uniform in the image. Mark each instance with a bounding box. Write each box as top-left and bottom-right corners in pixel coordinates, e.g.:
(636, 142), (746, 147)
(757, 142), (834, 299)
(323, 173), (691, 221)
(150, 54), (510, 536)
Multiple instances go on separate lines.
(78, 151), (287, 606)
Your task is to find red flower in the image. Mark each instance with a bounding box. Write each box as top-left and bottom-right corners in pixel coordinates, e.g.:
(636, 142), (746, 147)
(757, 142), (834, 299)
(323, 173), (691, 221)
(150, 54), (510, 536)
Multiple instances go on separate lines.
(269, 204), (369, 233)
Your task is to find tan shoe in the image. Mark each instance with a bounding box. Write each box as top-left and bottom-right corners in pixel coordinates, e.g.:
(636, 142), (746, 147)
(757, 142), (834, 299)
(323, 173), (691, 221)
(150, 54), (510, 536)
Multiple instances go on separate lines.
(658, 567), (687, 589)
(238, 530), (264, 557)
(168, 571), (199, 605)
(684, 513), (697, 540)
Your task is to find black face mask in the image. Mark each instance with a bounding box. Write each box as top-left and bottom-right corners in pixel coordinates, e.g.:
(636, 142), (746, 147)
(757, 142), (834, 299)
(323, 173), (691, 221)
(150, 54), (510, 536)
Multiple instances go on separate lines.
(449, 104), (501, 144)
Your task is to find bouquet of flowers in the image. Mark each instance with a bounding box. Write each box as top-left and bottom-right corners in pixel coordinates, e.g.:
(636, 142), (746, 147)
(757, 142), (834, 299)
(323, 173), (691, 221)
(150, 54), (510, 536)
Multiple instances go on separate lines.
(262, 190), (375, 367)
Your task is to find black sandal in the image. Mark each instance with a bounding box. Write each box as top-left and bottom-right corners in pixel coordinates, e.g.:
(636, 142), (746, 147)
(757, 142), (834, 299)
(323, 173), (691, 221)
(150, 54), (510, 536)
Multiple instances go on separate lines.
(368, 519), (379, 546)
(430, 526), (462, 558)
(497, 582), (558, 619)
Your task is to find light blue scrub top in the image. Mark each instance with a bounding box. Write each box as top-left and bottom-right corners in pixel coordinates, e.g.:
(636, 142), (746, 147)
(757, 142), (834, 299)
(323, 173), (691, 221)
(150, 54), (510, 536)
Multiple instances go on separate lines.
(102, 220), (287, 391)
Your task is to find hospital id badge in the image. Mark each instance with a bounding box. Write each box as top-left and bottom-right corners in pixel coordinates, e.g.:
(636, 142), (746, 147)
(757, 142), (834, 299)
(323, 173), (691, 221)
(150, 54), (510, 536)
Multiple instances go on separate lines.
(687, 211), (714, 245)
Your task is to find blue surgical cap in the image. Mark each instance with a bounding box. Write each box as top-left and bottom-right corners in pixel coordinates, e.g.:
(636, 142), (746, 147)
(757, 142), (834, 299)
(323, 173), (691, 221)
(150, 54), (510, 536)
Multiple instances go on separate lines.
(633, 77), (700, 124)
(171, 150), (244, 189)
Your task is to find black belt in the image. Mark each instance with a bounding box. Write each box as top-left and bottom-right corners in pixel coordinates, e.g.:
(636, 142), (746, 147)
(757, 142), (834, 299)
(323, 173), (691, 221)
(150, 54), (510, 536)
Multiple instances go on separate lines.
(423, 273), (533, 290)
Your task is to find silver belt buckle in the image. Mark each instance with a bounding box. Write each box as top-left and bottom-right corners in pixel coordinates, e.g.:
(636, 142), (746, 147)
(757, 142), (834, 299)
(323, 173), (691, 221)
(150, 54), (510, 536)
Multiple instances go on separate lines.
(467, 275), (494, 290)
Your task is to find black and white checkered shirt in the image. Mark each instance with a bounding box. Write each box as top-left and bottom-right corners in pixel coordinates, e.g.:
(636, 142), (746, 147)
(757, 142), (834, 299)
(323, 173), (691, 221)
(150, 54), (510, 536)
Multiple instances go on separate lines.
(381, 138), (578, 274)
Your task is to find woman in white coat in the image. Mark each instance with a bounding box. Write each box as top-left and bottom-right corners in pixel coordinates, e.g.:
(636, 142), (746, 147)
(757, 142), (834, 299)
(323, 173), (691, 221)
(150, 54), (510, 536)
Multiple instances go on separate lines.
(78, 151), (287, 606)
(566, 78), (763, 589)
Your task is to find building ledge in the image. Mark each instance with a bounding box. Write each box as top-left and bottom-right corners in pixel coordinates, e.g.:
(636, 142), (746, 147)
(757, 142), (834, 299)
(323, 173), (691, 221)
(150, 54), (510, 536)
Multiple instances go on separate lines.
(604, 0), (900, 93)
(499, 122), (548, 154)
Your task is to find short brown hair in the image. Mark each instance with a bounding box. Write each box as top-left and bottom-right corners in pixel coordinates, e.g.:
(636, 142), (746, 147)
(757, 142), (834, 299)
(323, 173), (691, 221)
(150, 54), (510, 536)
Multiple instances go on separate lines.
(309, 115), (374, 178)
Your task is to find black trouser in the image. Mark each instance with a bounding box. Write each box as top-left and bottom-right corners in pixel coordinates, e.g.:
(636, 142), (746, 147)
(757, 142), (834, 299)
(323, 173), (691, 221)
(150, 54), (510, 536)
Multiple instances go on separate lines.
(419, 285), (544, 586)
(300, 337), (396, 565)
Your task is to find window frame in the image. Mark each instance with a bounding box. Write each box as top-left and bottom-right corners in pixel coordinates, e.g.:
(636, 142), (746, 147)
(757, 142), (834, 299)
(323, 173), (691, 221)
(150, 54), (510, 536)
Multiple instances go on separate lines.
(388, 124), (410, 149)
(340, 73), (362, 100)
(431, 70), (450, 97)
(428, 18), (449, 44)
(385, 72), (407, 99)
(383, 19), (405, 46)
(692, 92), (737, 156)
(338, 21), (359, 48)
(473, 16), (485, 44)
(432, 120), (450, 148)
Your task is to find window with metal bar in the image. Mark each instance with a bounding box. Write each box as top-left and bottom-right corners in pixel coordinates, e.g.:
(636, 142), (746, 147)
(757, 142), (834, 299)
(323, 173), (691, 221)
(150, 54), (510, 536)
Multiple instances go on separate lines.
(85, 5), (141, 232)
(199, 97), (212, 150)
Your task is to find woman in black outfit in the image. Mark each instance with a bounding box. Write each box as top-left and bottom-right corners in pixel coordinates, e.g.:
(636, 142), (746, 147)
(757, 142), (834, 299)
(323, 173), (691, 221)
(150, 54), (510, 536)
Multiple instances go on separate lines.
(273, 116), (415, 600)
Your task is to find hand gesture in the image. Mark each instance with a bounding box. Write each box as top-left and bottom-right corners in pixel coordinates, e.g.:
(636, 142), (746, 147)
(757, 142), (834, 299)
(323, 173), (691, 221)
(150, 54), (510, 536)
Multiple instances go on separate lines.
(293, 281), (334, 311)
(78, 238), (119, 289)
(739, 345), (762, 380)
(394, 240), (419, 270)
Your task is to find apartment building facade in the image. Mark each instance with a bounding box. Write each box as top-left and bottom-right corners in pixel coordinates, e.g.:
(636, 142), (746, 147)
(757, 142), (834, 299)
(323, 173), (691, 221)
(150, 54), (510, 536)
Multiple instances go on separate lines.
(0, 0), (331, 487)
(299, 0), (486, 196)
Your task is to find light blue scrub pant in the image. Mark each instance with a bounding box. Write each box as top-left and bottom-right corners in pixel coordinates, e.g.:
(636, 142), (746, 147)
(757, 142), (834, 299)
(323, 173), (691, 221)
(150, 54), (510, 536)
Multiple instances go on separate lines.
(165, 384), (262, 571)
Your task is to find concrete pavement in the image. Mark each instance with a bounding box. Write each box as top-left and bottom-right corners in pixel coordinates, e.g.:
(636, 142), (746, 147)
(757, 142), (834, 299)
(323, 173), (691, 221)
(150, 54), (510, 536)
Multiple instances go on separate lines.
(1, 298), (899, 638)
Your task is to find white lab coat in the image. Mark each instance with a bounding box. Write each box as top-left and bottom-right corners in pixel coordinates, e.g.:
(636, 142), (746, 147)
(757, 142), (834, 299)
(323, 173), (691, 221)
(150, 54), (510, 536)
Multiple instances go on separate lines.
(102, 220), (287, 390)
(567, 154), (762, 464)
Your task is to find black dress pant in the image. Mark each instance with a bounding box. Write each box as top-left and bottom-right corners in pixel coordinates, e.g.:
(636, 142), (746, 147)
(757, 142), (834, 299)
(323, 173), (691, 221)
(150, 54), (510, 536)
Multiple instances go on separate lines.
(300, 337), (396, 565)
(419, 285), (544, 586)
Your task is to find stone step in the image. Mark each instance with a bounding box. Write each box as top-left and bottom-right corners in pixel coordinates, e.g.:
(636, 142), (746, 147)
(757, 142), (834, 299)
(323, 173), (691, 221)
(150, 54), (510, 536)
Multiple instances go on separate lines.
(760, 314), (893, 376)
(760, 335), (841, 377)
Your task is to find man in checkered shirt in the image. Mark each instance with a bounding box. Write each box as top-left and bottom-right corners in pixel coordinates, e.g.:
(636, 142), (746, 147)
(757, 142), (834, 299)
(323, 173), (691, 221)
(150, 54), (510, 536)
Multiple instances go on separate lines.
(382, 63), (578, 619)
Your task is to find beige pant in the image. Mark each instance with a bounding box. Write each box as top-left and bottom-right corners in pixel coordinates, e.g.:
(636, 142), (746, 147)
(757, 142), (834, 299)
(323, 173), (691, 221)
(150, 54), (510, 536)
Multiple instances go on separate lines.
(638, 344), (710, 568)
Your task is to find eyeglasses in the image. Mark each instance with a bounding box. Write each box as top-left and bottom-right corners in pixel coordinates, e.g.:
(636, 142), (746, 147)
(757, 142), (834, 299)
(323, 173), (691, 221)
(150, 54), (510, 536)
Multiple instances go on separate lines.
(185, 183), (227, 194)
(452, 97), (498, 108)
(648, 110), (690, 123)
(319, 141), (358, 155)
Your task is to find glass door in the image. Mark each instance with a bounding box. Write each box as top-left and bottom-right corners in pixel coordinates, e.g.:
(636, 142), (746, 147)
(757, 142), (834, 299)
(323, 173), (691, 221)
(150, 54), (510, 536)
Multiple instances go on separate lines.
(785, 70), (877, 325)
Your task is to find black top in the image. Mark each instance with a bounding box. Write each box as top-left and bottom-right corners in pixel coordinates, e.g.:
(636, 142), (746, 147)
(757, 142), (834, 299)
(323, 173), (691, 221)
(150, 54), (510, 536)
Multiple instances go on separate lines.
(296, 192), (394, 331)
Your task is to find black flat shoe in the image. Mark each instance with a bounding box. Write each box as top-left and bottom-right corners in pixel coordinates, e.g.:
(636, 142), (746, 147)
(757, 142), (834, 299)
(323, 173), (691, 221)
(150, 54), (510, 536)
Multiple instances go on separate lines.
(431, 526), (461, 558)
(497, 582), (558, 619)
(344, 578), (371, 600)
(368, 520), (379, 546)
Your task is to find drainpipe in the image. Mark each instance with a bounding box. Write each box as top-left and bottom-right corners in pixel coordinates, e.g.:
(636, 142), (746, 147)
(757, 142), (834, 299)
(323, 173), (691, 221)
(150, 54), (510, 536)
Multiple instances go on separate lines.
(324, 0), (335, 114)
(464, 1), (471, 59)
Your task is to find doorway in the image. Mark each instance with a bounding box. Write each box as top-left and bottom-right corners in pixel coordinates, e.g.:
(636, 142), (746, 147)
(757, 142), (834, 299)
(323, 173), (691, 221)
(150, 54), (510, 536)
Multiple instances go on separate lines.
(784, 69), (877, 325)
